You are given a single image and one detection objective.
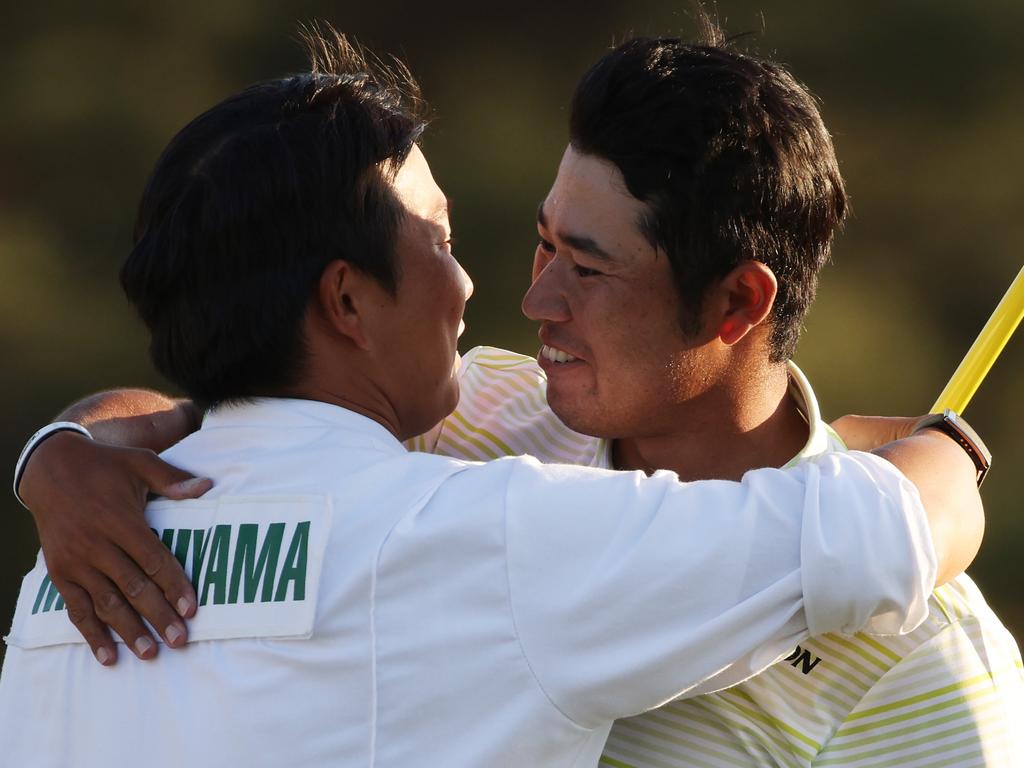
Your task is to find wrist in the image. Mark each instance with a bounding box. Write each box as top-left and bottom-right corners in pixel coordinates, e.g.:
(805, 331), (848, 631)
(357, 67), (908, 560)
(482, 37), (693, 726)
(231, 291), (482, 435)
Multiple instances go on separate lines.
(13, 422), (93, 508)
(911, 409), (991, 487)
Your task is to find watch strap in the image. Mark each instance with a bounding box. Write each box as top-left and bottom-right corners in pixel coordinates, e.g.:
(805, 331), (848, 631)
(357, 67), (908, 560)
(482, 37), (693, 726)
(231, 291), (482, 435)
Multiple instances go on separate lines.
(912, 409), (992, 487)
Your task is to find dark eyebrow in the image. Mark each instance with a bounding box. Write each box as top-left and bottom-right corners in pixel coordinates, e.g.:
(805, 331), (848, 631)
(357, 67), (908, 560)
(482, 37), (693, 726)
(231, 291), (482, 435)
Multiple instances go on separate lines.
(536, 201), (615, 262)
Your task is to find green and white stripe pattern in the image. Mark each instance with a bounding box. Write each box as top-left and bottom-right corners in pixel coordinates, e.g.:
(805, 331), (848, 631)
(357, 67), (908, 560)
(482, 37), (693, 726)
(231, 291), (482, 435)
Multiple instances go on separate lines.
(413, 346), (1024, 766)
(603, 578), (1024, 767)
(408, 346), (598, 464)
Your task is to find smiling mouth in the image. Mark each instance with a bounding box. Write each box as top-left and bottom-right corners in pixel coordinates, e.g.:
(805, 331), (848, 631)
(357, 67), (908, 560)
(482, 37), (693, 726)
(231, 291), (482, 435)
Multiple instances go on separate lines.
(540, 344), (579, 364)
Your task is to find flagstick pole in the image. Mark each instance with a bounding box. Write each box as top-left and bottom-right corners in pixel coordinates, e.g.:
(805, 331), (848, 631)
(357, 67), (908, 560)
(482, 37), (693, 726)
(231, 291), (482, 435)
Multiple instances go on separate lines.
(932, 265), (1024, 414)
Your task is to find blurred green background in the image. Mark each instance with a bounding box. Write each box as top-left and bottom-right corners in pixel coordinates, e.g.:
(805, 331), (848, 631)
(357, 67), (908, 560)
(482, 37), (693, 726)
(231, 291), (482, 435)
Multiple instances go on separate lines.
(2, 0), (1021, 665)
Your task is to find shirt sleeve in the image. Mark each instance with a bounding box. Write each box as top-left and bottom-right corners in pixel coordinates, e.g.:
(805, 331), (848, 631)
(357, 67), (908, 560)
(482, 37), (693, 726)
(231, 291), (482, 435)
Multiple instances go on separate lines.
(502, 450), (937, 729)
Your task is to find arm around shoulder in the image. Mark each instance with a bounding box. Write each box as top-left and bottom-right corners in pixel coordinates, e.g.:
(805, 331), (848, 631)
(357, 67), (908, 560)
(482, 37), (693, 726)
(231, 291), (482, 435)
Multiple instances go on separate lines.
(498, 446), (963, 725)
(57, 388), (200, 451)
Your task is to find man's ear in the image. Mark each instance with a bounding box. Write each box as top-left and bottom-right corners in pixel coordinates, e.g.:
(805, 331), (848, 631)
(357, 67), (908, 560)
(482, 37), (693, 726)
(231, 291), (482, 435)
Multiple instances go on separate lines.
(713, 261), (778, 346)
(316, 260), (374, 351)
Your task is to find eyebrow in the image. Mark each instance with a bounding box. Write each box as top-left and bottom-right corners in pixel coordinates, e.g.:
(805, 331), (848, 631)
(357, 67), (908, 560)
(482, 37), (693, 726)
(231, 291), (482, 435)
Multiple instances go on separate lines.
(536, 202), (615, 262)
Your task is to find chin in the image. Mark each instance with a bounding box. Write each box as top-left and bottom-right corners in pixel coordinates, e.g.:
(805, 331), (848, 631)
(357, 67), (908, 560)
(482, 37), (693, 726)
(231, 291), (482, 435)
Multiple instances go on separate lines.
(447, 383), (460, 413)
(402, 381), (460, 442)
(441, 377), (461, 417)
(547, 397), (616, 440)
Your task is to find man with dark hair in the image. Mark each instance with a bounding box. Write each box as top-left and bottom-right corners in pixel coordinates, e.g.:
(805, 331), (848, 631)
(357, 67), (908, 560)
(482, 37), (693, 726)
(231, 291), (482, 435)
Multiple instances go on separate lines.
(568, 35), (842, 363)
(513, 34), (1024, 765)
(1, 28), (988, 768)
(123, 33), (430, 412)
(7, 25), (1013, 768)
(443, 34), (1021, 765)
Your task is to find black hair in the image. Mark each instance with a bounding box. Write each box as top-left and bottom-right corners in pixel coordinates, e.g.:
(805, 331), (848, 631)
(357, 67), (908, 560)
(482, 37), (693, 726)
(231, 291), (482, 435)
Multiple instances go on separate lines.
(120, 26), (429, 408)
(569, 26), (846, 361)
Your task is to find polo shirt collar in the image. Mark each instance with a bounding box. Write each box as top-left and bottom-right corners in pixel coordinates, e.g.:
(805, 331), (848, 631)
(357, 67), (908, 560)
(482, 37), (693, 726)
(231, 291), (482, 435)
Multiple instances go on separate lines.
(201, 397), (406, 454)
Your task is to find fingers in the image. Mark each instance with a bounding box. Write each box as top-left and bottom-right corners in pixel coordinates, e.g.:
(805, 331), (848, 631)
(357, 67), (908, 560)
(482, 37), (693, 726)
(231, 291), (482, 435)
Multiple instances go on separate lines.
(830, 415), (919, 451)
(101, 540), (190, 651)
(60, 582), (118, 666)
(53, 530), (191, 663)
(119, 522), (197, 621)
(128, 449), (212, 501)
(78, 566), (171, 661)
(164, 477), (214, 500)
(120, 450), (202, 619)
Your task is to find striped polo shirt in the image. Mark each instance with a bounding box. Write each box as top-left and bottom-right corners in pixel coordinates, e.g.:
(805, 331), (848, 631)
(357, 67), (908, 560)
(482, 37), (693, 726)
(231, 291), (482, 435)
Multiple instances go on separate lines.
(411, 345), (1024, 768)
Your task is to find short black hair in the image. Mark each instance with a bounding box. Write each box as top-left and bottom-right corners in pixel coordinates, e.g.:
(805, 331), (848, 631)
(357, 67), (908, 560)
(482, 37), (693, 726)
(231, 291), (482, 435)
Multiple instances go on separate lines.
(121, 26), (429, 408)
(569, 27), (846, 361)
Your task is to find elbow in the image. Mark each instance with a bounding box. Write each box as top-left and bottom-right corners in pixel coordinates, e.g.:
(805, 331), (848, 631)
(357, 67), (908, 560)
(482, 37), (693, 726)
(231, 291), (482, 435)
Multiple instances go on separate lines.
(932, 488), (985, 586)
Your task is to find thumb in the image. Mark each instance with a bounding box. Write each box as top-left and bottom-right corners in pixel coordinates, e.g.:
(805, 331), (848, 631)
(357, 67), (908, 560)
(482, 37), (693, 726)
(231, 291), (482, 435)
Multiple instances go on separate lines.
(128, 449), (213, 500)
(163, 476), (214, 500)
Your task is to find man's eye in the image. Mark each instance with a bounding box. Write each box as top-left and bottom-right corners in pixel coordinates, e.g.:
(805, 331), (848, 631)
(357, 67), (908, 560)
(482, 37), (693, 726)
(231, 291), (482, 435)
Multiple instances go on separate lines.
(538, 237), (555, 254)
(573, 264), (603, 278)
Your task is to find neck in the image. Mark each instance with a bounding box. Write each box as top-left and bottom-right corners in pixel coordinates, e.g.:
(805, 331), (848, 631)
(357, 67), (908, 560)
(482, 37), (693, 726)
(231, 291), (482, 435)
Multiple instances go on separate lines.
(612, 363), (808, 481)
(286, 370), (403, 441)
(291, 313), (409, 440)
(297, 387), (402, 438)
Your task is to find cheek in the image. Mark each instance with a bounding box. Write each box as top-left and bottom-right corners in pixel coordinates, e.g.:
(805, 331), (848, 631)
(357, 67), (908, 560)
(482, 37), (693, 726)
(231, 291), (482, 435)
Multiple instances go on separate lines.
(593, 298), (687, 385)
(589, 292), (664, 354)
(443, 276), (466, 328)
(414, 259), (465, 330)
(665, 353), (714, 399)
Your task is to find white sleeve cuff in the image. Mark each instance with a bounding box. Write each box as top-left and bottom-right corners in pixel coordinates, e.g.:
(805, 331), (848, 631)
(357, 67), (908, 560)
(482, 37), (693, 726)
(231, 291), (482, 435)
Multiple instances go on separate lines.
(801, 451), (937, 637)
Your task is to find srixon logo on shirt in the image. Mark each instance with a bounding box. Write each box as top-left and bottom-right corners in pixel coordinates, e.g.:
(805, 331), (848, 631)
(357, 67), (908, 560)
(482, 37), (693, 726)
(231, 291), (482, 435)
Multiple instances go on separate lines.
(785, 644), (823, 675)
(32, 521), (311, 615)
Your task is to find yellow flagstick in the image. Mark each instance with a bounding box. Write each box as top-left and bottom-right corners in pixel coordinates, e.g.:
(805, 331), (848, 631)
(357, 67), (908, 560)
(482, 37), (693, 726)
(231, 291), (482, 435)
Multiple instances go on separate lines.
(932, 264), (1024, 414)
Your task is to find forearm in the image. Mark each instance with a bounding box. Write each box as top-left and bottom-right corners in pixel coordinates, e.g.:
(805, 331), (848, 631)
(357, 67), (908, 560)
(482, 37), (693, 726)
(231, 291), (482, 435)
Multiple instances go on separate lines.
(57, 389), (201, 452)
(871, 431), (984, 586)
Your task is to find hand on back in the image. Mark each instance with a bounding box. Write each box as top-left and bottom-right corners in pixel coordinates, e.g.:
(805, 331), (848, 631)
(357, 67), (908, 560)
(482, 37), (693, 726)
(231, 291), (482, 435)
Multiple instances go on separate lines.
(18, 431), (210, 665)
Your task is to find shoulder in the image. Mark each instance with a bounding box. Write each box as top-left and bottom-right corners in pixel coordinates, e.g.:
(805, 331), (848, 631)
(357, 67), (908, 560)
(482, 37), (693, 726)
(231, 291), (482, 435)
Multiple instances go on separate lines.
(432, 346), (600, 464)
(456, 346), (549, 412)
(461, 345), (545, 374)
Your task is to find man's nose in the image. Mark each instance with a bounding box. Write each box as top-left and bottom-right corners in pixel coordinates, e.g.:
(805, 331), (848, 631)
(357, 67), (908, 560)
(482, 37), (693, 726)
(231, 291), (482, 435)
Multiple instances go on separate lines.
(459, 262), (474, 302)
(521, 259), (569, 322)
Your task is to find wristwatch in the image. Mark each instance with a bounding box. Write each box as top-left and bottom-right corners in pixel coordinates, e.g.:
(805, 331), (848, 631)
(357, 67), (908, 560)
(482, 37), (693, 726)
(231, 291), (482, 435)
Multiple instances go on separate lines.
(912, 409), (992, 487)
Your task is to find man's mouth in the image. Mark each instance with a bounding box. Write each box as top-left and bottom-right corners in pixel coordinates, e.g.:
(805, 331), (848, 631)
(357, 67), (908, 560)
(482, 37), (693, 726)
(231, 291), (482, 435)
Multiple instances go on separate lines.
(540, 344), (578, 364)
